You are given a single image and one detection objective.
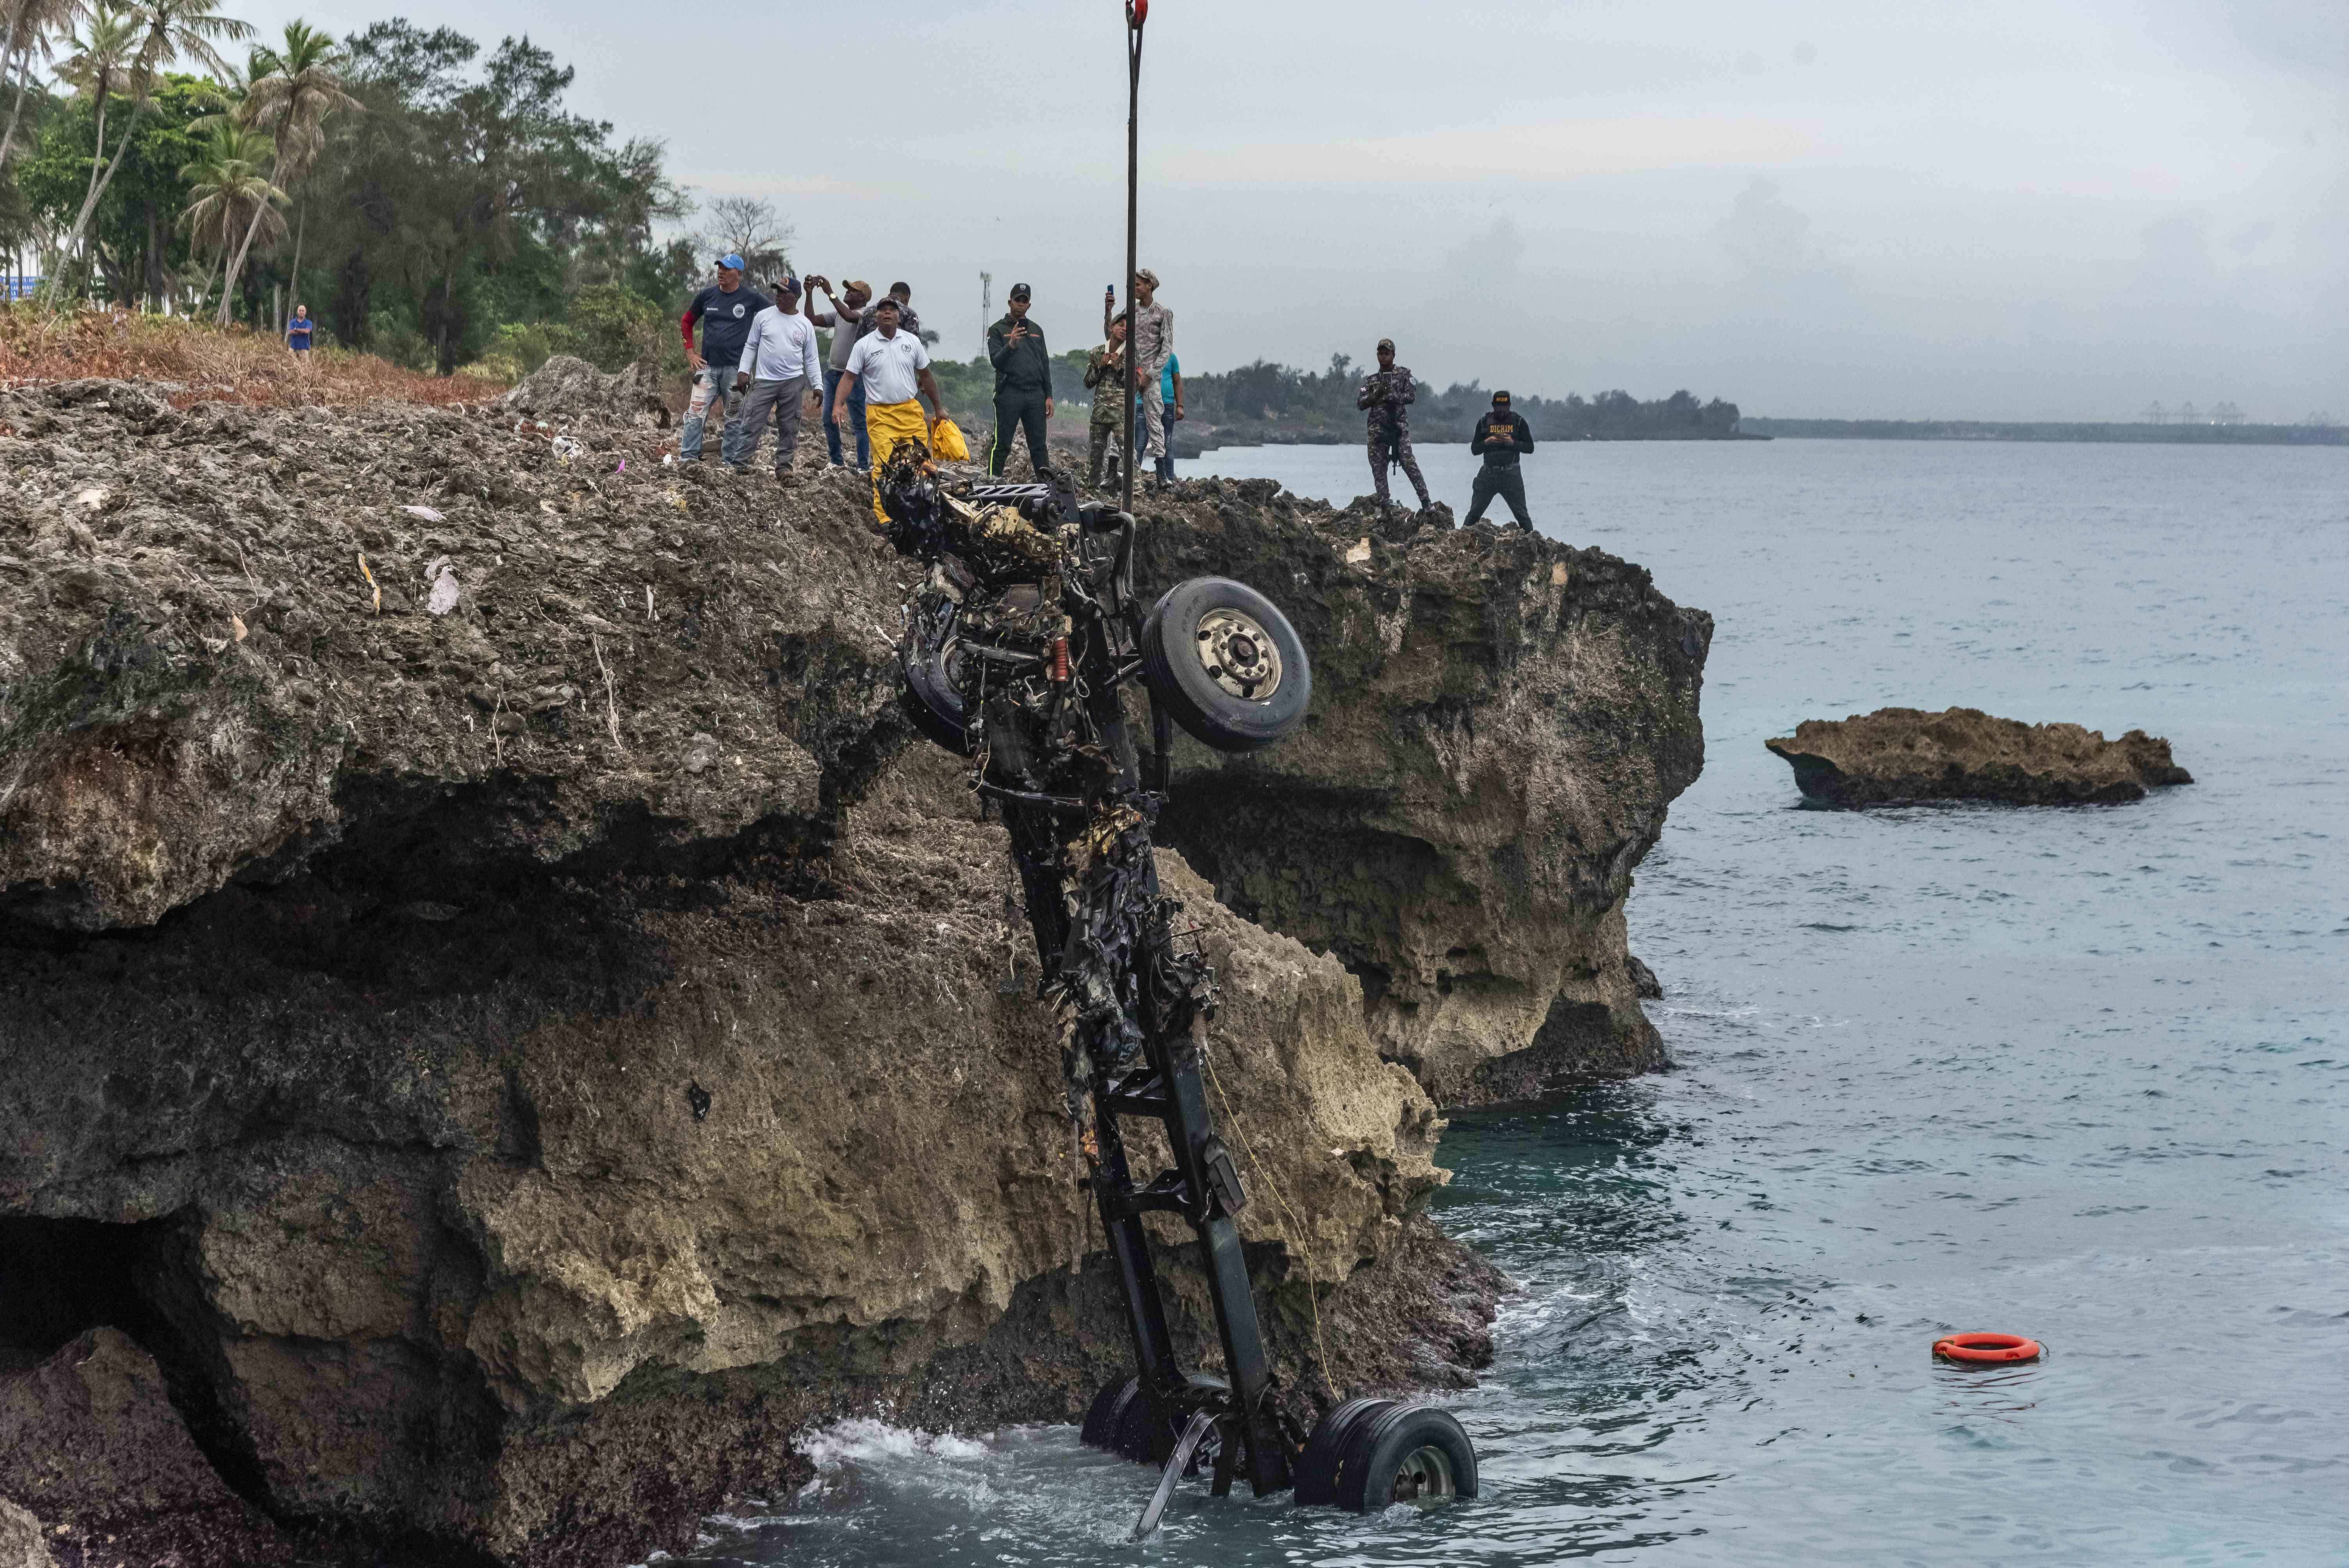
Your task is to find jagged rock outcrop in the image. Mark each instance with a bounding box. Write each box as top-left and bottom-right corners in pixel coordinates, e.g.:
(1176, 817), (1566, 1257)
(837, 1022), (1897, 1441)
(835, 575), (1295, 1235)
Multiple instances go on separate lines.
(0, 385), (1695, 1566)
(0, 1327), (295, 1565)
(498, 353), (670, 426)
(1141, 485), (1710, 1103)
(1767, 706), (2192, 807)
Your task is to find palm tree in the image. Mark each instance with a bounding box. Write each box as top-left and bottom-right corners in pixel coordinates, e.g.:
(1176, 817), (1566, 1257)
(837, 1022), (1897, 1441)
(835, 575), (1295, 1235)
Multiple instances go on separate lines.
(51, 0), (135, 237)
(178, 115), (279, 313)
(44, 0), (252, 305)
(217, 19), (354, 326)
(0, 0), (88, 169)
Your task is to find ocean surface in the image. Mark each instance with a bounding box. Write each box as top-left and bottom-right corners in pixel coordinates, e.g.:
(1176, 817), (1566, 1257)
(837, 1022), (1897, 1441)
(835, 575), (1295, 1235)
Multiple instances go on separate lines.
(674, 438), (2347, 1566)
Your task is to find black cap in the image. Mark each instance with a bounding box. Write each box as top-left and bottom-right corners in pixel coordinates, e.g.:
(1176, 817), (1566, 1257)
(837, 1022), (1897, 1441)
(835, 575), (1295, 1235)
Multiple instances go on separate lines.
(1492, 390), (1512, 406)
(1009, 282), (1031, 301)
(874, 294), (902, 311)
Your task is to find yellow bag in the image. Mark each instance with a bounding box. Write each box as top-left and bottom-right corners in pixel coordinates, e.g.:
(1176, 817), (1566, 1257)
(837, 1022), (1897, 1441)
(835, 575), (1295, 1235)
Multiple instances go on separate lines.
(929, 416), (971, 462)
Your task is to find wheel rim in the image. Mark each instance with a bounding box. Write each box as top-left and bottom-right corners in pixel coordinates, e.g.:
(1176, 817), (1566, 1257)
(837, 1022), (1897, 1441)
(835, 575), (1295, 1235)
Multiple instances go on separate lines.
(1191, 608), (1283, 701)
(1388, 1443), (1459, 1506)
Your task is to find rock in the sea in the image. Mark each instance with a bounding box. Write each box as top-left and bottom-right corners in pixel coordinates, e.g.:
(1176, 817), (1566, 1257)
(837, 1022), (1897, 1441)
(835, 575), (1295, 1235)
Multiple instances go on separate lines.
(0, 388), (1706, 1567)
(1766, 706), (2192, 807)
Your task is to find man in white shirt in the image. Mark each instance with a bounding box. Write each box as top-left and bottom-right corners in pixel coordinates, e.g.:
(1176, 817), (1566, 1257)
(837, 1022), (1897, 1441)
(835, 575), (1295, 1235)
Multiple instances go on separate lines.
(729, 276), (825, 480)
(833, 296), (945, 523)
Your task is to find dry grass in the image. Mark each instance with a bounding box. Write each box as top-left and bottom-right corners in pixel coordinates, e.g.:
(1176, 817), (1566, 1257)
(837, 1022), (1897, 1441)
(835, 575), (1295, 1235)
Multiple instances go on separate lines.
(0, 308), (512, 409)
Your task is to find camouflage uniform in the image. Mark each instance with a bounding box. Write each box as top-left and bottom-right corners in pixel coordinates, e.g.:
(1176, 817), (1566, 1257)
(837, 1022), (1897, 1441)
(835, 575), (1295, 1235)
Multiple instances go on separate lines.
(1358, 365), (1432, 509)
(1083, 339), (1128, 488)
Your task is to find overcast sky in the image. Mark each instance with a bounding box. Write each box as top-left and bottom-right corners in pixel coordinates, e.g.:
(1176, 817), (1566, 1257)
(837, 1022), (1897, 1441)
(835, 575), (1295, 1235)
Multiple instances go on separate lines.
(230, 0), (2345, 421)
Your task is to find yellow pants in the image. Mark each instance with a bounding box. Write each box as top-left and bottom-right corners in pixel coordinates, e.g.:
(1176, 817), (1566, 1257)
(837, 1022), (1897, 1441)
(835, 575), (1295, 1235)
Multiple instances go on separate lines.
(864, 399), (930, 523)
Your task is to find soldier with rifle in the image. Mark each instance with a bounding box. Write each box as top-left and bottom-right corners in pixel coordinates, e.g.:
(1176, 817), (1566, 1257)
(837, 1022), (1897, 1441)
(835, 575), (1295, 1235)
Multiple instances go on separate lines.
(1357, 337), (1433, 512)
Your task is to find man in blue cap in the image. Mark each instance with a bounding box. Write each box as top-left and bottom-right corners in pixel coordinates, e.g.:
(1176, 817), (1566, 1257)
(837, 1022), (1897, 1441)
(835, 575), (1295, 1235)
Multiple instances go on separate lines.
(678, 254), (772, 463)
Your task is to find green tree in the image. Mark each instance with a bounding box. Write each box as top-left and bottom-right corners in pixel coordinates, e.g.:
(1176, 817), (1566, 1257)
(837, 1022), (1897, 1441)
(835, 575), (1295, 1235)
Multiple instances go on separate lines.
(1, 0), (87, 171)
(18, 69), (218, 303)
(45, 0), (250, 303)
(310, 21), (686, 373)
(175, 110), (274, 309)
(217, 18), (352, 325)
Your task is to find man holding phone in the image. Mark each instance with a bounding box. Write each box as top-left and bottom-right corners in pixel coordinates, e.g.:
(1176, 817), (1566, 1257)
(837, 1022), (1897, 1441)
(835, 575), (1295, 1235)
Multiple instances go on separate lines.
(1464, 390), (1536, 529)
(806, 276), (873, 468)
(985, 283), (1054, 477)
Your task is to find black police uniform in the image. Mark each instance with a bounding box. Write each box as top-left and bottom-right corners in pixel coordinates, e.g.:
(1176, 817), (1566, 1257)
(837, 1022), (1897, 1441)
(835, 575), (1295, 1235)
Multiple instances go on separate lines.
(1465, 404), (1535, 528)
(986, 310), (1054, 477)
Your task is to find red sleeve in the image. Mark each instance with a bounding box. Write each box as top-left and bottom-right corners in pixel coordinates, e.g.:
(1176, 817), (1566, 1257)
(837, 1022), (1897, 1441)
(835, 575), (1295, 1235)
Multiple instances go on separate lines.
(681, 303), (698, 350)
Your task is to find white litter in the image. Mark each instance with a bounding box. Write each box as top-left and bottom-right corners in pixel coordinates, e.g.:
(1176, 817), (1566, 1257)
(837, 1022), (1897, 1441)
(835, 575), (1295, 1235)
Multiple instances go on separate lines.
(424, 556), (461, 616)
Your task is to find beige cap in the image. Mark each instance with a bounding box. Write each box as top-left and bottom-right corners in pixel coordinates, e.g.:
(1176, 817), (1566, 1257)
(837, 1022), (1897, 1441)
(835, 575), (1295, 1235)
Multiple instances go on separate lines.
(1134, 267), (1160, 287)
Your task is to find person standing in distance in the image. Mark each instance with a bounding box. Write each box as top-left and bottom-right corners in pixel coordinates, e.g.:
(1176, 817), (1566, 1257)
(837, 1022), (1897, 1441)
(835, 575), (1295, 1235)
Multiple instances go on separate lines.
(679, 254), (772, 463)
(806, 276), (873, 469)
(1463, 390), (1536, 529)
(833, 295), (945, 524)
(286, 304), (313, 357)
(1357, 337), (1433, 512)
(729, 275), (825, 480)
(985, 283), (1053, 477)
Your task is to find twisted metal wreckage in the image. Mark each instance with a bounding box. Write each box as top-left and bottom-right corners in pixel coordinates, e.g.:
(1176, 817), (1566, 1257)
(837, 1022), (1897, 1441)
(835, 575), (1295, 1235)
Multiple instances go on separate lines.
(875, 442), (1479, 1533)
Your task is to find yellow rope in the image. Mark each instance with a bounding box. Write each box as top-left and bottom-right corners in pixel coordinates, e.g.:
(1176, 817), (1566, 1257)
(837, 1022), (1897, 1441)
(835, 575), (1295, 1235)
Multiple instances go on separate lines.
(1201, 1045), (1335, 1399)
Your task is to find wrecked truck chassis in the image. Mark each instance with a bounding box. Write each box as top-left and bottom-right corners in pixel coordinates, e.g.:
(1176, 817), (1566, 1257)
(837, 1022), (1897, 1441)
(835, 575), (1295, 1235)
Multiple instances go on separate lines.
(873, 449), (1478, 1528)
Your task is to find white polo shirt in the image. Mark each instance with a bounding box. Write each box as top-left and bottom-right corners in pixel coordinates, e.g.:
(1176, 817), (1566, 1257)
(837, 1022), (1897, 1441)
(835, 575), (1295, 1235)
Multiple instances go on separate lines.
(844, 327), (930, 406)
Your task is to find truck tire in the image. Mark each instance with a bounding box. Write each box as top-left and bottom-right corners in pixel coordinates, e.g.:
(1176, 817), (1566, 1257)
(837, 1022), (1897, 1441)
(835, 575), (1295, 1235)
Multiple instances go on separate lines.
(1140, 577), (1310, 753)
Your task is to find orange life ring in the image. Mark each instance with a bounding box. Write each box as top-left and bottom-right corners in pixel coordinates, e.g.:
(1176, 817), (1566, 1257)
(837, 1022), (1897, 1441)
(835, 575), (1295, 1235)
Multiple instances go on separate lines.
(1933, 1332), (2042, 1364)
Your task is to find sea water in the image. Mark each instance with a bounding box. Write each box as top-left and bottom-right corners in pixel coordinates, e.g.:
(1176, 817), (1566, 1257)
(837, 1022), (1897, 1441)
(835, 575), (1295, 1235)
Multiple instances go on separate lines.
(677, 438), (2346, 1566)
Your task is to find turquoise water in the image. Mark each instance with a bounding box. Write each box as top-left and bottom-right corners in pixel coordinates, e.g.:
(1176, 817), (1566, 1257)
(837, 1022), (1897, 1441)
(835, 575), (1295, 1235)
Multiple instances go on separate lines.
(678, 439), (2347, 1565)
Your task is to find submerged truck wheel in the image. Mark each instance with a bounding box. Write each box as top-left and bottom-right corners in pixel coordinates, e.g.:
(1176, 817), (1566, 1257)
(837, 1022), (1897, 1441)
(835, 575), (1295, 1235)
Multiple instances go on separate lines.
(1079, 1372), (1230, 1468)
(1293, 1398), (1394, 1505)
(1330, 1402), (1477, 1512)
(1141, 577), (1311, 753)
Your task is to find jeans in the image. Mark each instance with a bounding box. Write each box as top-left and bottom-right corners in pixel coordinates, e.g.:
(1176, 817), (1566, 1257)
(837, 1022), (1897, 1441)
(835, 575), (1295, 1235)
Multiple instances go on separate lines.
(728, 375), (811, 473)
(680, 363), (742, 461)
(822, 365), (868, 467)
(1157, 408), (1178, 481)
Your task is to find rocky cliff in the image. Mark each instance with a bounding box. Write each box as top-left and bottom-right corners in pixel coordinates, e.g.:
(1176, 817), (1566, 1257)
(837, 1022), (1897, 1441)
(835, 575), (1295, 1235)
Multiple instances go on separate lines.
(1144, 486), (1709, 1103)
(0, 376), (1705, 1566)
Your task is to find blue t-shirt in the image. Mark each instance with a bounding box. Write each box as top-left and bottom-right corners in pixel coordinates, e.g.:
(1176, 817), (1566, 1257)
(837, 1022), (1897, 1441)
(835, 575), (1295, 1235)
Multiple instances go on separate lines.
(287, 318), (313, 351)
(1139, 353), (1179, 418)
(688, 284), (772, 368)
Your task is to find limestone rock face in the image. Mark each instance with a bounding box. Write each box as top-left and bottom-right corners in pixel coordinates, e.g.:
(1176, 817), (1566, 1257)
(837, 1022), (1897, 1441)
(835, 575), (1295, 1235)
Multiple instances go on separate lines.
(1766, 706), (2192, 807)
(1139, 484), (1712, 1104)
(0, 388), (1700, 1566)
(0, 1499), (56, 1568)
